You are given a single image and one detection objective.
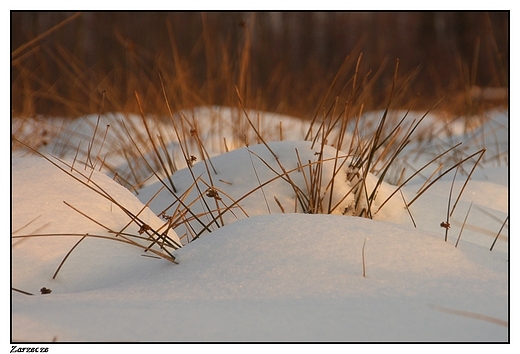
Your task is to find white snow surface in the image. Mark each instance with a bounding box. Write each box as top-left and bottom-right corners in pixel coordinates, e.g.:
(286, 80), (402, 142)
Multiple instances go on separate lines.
(11, 107), (509, 344)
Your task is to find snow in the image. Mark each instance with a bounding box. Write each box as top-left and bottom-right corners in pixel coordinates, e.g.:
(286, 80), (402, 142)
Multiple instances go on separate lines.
(10, 106), (509, 346)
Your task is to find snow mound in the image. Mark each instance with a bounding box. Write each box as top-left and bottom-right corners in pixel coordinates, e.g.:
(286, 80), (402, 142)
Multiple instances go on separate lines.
(12, 214), (508, 341)
(140, 140), (406, 239)
(12, 157), (180, 293)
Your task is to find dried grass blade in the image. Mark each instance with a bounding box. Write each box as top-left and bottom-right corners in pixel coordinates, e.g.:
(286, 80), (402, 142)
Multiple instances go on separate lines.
(405, 147), (484, 209)
(455, 202), (473, 248)
(52, 234), (87, 279)
(444, 167), (458, 241)
(12, 287), (34, 296)
(305, 54), (351, 141)
(450, 148), (486, 217)
(86, 91), (105, 169)
(490, 216), (509, 251)
(12, 215), (42, 235)
(246, 147), (271, 213)
(274, 196), (285, 213)
(119, 121), (214, 234)
(400, 190), (417, 228)
(134, 91), (177, 193)
(431, 305), (507, 327)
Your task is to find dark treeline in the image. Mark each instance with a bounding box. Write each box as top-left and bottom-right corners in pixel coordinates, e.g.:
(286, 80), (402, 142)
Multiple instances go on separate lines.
(11, 11), (509, 118)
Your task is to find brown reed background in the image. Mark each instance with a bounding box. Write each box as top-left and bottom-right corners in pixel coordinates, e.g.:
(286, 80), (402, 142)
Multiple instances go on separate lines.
(11, 11), (509, 118)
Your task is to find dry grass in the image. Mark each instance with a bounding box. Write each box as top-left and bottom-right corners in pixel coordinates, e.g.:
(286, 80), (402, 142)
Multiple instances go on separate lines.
(11, 14), (508, 273)
(12, 51), (506, 241)
(11, 13), (508, 120)
(12, 138), (182, 266)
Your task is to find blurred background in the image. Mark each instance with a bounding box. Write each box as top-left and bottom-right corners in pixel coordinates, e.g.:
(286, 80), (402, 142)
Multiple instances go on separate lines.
(11, 11), (509, 119)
